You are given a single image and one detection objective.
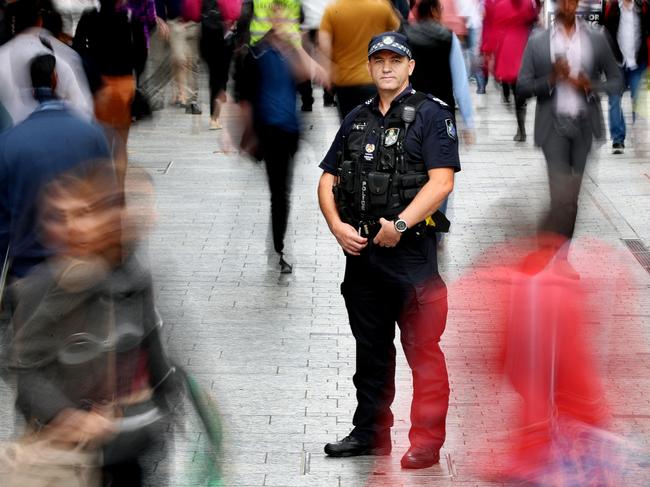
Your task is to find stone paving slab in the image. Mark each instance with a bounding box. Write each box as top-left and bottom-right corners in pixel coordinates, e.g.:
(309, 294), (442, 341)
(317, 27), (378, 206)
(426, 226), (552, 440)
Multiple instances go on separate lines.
(2, 72), (648, 487)
(123, 77), (650, 485)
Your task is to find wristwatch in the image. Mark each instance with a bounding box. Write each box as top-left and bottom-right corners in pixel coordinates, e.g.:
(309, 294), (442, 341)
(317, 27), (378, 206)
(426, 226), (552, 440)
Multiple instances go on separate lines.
(394, 218), (408, 233)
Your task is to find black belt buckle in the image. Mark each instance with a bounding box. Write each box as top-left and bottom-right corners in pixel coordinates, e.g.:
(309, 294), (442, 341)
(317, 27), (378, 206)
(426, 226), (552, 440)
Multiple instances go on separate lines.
(358, 222), (371, 239)
(358, 221), (379, 240)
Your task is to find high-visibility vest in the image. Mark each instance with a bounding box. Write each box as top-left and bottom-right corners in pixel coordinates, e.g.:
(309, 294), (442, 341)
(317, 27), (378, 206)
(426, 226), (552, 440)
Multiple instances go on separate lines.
(249, 0), (302, 46)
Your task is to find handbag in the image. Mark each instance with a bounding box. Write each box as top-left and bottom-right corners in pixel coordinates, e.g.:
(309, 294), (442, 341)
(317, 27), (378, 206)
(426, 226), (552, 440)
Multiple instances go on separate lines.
(0, 436), (101, 487)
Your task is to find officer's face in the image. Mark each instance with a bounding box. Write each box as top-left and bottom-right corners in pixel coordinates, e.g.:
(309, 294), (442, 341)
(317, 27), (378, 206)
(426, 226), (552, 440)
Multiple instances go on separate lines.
(368, 51), (415, 93)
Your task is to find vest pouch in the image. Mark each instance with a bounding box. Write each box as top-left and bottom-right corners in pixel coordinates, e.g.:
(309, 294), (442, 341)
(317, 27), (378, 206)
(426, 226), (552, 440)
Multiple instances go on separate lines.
(367, 172), (391, 206)
(338, 161), (356, 193)
(399, 174), (428, 202)
(400, 174), (429, 189)
(402, 188), (420, 200)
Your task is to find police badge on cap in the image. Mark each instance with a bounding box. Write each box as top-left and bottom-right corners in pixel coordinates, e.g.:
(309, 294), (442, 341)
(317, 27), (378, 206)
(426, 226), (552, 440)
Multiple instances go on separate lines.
(368, 32), (412, 59)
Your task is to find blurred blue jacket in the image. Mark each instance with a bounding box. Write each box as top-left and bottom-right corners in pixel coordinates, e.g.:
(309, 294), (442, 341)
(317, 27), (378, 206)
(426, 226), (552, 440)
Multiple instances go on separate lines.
(0, 98), (110, 278)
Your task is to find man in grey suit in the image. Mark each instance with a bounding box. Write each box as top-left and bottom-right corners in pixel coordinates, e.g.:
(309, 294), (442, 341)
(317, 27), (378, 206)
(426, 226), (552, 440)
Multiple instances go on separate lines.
(517, 0), (623, 244)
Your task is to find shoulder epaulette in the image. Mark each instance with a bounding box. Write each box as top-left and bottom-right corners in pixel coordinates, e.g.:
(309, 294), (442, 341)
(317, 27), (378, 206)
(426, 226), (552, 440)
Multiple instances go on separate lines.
(425, 94), (449, 108)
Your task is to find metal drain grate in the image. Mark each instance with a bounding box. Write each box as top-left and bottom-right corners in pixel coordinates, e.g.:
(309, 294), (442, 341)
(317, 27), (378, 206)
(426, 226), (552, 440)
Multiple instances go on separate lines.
(621, 239), (650, 274)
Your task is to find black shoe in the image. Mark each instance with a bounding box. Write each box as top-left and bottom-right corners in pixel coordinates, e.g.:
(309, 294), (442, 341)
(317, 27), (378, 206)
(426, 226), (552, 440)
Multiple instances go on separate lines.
(324, 435), (391, 457)
(185, 102), (202, 115)
(301, 104), (313, 112)
(513, 130), (526, 142)
(400, 447), (440, 469)
(323, 99), (337, 107)
(612, 142), (625, 154)
(279, 254), (293, 274)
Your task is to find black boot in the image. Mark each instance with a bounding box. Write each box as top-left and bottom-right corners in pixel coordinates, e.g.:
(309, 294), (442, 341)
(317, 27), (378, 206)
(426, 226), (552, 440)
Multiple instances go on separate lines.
(514, 106), (526, 142)
(279, 252), (292, 274)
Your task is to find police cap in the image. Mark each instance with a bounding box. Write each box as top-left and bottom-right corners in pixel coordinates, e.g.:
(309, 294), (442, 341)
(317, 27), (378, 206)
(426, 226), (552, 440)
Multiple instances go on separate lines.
(367, 32), (412, 59)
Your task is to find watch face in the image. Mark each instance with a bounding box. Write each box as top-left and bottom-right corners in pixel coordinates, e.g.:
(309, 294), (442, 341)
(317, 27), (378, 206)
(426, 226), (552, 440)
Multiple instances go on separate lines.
(395, 219), (407, 232)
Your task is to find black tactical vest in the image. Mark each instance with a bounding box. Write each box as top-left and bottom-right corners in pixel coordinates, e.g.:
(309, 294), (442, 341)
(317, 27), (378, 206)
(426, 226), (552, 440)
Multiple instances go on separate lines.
(333, 91), (431, 226)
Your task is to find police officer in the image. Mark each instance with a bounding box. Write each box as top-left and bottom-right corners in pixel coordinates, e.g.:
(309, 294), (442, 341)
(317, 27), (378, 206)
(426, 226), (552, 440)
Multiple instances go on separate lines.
(317, 32), (460, 469)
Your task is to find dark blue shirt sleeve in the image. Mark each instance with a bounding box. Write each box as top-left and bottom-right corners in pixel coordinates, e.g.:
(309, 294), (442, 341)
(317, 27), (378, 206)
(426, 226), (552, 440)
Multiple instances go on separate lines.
(319, 106), (363, 175)
(411, 102), (461, 172)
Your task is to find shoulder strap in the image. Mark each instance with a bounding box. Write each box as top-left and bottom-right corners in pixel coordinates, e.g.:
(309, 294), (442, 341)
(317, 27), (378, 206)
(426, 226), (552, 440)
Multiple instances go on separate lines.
(402, 91), (429, 111)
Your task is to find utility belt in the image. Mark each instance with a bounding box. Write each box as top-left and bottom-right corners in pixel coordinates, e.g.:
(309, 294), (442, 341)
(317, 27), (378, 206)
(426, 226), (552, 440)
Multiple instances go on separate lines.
(356, 210), (450, 240)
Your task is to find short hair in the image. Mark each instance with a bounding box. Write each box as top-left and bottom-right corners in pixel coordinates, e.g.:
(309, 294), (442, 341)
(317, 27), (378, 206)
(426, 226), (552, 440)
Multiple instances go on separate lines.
(417, 0), (441, 19)
(30, 53), (56, 89)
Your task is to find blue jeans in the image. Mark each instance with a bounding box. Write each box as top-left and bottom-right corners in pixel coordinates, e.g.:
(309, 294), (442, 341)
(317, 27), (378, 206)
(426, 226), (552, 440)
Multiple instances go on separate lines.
(465, 27), (486, 92)
(608, 64), (647, 144)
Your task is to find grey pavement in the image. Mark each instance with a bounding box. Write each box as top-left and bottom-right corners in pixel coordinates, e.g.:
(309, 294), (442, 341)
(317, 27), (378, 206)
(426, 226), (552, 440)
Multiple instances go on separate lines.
(124, 75), (650, 486)
(2, 75), (648, 486)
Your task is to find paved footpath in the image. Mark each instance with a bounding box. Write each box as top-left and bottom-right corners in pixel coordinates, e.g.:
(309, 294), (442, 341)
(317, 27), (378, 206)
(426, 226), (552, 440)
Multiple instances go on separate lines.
(127, 78), (648, 486)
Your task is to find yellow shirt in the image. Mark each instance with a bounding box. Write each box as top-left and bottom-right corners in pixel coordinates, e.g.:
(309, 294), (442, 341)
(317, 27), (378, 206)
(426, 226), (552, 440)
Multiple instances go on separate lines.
(320, 0), (400, 87)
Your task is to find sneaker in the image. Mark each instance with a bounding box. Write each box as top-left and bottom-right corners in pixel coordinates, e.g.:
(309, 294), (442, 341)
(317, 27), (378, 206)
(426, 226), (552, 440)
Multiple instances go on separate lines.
(279, 254), (293, 274)
(612, 142), (624, 154)
(185, 102), (202, 115)
(209, 119), (222, 130)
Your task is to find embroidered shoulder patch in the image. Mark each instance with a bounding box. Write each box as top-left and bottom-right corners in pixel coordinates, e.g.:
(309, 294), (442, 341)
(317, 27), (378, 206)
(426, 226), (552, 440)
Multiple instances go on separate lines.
(445, 118), (457, 140)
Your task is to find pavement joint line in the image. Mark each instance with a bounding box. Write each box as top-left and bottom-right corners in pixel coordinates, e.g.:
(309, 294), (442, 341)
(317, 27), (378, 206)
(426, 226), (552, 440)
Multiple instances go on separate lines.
(582, 177), (639, 240)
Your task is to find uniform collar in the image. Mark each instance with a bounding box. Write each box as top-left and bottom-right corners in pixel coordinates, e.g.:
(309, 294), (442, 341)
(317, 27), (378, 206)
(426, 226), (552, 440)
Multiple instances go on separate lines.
(368, 85), (416, 114)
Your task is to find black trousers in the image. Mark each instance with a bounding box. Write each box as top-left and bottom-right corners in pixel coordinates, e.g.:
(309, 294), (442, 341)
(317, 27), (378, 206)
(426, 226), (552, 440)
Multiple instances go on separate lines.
(296, 29), (335, 107)
(200, 23), (233, 115)
(259, 125), (299, 253)
(341, 236), (449, 450)
(540, 115), (592, 239)
(335, 84), (377, 121)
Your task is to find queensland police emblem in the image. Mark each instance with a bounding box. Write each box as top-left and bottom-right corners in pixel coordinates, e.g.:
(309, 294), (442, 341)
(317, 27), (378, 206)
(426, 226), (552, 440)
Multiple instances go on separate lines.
(384, 128), (400, 147)
(383, 36), (394, 45)
(445, 119), (457, 140)
(365, 143), (376, 153)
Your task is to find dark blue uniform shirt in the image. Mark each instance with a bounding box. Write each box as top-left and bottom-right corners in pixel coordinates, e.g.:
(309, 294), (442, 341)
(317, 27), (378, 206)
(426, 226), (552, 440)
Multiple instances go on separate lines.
(319, 85), (461, 175)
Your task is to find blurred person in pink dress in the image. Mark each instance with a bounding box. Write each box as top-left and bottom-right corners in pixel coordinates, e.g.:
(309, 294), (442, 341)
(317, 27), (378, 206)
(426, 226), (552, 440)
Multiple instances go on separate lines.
(483, 0), (538, 141)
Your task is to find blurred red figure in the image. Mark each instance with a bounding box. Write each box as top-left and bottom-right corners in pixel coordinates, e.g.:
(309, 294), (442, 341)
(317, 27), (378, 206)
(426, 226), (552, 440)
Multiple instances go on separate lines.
(482, 0), (538, 140)
(458, 234), (642, 485)
(501, 238), (608, 475)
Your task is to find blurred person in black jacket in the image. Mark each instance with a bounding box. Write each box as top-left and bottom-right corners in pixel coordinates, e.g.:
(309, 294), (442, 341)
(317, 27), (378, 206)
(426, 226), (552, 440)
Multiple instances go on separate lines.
(73, 0), (146, 190)
(603, 0), (649, 154)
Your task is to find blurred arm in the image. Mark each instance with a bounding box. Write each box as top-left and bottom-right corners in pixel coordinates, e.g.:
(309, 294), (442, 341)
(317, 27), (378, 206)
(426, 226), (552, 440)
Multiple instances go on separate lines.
(449, 33), (475, 129)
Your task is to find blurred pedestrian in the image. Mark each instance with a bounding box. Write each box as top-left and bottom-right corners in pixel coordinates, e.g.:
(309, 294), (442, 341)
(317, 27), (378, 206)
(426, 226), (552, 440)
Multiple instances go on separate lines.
(300, 0), (334, 109)
(319, 0), (400, 119)
(0, 54), (111, 283)
(237, 1), (312, 273)
(50, 0), (99, 44)
(457, 0), (485, 93)
(0, 0), (93, 126)
(200, 0), (241, 129)
(138, 0), (179, 111)
(6, 161), (180, 486)
(73, 0), (145, 190)
(517, 0), (622, 246)
(406, 0), (475, 143)
(603, 0), (650, 154)
(485, 0), (538, 141)
(171, 0), (202, 114)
